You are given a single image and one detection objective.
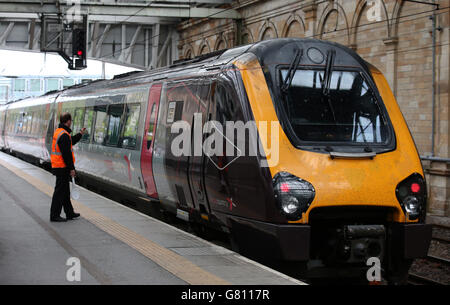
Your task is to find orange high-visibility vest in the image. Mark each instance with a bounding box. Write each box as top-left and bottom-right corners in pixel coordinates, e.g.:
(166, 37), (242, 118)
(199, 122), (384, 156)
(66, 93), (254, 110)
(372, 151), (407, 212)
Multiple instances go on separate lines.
(50, 128), (75, 168)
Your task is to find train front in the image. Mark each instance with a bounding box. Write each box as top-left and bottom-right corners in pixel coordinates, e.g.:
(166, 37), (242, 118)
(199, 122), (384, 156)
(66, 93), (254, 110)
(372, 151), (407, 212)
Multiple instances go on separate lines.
(232, 39), (432, 283)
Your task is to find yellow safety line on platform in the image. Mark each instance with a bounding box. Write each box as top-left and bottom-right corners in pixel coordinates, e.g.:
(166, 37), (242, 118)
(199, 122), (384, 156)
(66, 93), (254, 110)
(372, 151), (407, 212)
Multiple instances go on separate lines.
(0, 158), (230, 285)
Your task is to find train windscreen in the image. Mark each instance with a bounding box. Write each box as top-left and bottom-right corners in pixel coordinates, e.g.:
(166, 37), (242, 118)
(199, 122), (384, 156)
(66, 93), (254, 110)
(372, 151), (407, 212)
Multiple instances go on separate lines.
(279, 69), (391, 145)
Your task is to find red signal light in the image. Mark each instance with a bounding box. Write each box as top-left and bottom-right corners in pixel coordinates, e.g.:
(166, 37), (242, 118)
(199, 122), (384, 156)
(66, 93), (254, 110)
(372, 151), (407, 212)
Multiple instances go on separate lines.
(77, 50), (83, 56)
(411, 183), (421, 193)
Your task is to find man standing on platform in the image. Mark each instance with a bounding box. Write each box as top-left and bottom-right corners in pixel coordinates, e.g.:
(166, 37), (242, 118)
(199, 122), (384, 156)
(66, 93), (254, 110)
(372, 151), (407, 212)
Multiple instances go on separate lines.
(50, 112), (87, 222)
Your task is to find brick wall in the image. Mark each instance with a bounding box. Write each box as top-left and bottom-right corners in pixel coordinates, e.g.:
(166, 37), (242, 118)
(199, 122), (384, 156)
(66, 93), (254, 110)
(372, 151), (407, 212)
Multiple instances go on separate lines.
(177, 0), (450, 216)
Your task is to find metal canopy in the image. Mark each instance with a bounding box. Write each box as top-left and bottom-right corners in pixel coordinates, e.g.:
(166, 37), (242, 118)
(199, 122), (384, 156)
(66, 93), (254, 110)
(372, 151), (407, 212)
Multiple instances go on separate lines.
(0, 0), (239, 69)
(0, 0), (240, 19)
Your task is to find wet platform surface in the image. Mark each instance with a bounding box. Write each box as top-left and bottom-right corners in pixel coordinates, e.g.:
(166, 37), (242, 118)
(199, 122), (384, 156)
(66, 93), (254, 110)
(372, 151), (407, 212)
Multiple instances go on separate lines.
(0, 152), (305, 285)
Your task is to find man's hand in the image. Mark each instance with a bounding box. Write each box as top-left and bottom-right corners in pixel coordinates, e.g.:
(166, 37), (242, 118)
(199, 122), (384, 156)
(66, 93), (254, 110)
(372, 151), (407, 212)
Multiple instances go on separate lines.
(80, 128), (87, 135)
(70, 170), (76, 178)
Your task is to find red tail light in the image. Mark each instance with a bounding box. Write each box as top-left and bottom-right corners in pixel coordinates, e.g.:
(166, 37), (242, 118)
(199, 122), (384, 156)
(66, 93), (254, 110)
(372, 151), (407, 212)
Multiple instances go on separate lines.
(411, 183), (420, 193)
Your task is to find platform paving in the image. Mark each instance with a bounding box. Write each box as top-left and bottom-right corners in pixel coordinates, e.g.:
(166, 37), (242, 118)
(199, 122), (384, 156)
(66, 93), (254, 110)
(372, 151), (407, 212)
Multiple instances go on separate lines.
(0, 152), (305, 285)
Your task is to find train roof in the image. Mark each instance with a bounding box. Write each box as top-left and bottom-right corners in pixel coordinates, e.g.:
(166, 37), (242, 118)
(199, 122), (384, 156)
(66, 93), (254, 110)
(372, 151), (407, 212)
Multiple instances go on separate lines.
(3, 38), (371, 104)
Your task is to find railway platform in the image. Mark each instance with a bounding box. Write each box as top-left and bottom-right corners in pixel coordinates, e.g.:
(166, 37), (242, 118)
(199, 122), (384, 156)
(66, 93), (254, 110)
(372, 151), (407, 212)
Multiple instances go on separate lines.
(0, 152), (304, 285)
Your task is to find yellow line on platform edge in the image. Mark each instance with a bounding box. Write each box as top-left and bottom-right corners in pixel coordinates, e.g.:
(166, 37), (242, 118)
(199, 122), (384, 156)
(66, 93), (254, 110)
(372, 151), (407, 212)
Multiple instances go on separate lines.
(0, 158), (231, 285)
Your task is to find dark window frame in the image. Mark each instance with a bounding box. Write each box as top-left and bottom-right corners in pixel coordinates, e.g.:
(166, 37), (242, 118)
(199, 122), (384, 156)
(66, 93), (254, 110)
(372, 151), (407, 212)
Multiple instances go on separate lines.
(81, 107), (95, 143)
(274, 65), (396, 153)
(105, 103), (126, 147)
(121, 103), (141, 150)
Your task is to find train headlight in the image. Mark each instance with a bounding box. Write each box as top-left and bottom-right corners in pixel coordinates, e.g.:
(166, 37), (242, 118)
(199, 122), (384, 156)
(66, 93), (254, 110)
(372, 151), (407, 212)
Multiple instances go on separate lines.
(273, 172), (315, 220)
(395, 173), (427, 221)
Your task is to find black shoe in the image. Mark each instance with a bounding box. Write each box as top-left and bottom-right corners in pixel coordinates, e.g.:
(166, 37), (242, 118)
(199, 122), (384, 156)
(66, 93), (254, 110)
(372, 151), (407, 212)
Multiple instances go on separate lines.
(50, 216), (67, 222)
(66, 213), (80, 220)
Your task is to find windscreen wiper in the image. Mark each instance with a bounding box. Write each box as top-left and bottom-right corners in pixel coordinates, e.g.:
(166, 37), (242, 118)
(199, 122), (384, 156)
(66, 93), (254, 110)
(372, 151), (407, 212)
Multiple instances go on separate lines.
(321, 49), (336, 96)
(281, 48), (303, 92)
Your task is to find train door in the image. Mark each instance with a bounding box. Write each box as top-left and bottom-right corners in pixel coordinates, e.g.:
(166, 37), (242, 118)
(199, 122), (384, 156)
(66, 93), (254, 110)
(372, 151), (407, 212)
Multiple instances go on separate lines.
(152, 79), (200, 214)
(140, 84), (162, 198)
(187, 78), (213, 214)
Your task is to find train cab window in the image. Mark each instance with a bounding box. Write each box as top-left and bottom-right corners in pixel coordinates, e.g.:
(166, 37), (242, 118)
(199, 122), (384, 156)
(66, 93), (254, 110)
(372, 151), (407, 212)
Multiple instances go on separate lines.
(72, 108), (85, 136)
(93, 105), (108, 144)
(82, 108), (94, 142)
(122, 104), (140, 149)
(106, 104), (125, 146)
(279, 69), (392, 147)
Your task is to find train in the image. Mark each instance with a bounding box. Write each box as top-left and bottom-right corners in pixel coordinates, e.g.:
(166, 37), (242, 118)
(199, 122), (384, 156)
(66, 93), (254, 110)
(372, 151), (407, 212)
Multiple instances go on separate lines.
(0, 38), (432, 284)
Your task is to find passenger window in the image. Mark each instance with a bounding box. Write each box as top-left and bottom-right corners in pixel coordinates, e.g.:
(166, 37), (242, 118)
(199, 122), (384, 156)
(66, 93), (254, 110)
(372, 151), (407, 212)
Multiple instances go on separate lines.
(16, 113), (23, 134)
(23, 113), (32, 134)
(72, 108), (85, 136)
(122, 104), (140, 149)
(31, 111), (37, 135)
(82, 108), (94, 142)
(106, 104), (124, 146)
(93, 105), (107, 144)
(147, 103), (156, 149)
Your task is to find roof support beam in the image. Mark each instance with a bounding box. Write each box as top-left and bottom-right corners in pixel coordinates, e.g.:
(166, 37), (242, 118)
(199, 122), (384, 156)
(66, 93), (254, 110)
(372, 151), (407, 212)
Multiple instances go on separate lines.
(0, 1), (241, 19)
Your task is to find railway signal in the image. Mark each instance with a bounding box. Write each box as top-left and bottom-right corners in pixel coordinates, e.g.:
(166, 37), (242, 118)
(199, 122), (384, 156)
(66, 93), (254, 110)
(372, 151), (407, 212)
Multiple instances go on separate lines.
(71, 29), (87, 70)
(40, 14), (88, 70)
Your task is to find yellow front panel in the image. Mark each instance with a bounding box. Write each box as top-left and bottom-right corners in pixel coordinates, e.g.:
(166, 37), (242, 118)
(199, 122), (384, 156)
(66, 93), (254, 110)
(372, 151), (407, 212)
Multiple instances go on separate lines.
(234, 54), (423, 223)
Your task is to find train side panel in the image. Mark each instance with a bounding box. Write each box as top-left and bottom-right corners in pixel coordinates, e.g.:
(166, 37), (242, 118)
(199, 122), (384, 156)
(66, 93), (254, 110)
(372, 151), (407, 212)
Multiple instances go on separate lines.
(3, 95), (57, 162)
(56, 84), (151, 196)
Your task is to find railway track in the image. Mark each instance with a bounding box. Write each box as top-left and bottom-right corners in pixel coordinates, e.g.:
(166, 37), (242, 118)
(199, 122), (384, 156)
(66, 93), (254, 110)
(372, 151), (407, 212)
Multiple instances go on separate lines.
(432, 224), (450, 243)
(408, 273), (445, 285)
(408, 224), (450, 285)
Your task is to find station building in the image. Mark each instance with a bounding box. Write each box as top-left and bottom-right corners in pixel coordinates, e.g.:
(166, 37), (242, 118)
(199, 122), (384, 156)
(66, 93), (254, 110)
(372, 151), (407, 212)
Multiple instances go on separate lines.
(176, 0), (450, 217)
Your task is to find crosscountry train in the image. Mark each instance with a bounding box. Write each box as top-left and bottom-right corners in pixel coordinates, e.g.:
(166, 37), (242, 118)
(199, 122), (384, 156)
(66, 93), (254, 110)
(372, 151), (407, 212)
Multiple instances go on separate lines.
(0, 39), (432, 283)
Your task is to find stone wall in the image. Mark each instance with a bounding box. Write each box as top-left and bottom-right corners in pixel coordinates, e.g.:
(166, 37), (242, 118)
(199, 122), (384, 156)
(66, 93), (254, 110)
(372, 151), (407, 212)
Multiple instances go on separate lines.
(177, 0), (450, 216)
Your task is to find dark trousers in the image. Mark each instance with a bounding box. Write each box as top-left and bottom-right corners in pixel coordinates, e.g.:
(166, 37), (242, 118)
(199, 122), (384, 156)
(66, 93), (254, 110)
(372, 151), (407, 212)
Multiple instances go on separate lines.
(50, 174), (74, 218)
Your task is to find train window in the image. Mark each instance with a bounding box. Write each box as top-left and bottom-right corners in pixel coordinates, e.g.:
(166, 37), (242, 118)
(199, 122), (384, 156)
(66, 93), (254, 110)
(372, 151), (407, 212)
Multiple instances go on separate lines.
(122, 104), (140, 149)
(93, 105), (108, 144)
(147, 103), (156, 149)
(214, 85), (235, 125)
(106, 104), (125, 146)
(166, 101), (183, 124)
(72, 108), (85, 135)
(279, 69), (390, 145)
(82, 108), (94, 142)
(15, 113), (24, 134)
(22, 114), (28, 134)
(31, 111), (37, 135)
(25, 113), (33, 134)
